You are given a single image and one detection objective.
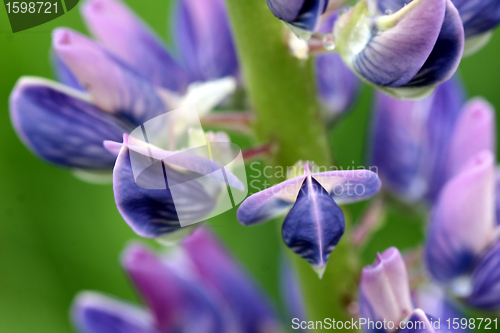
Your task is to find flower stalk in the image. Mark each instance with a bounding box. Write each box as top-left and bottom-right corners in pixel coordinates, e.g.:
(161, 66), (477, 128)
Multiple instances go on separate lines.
(224, 0), (360, 328)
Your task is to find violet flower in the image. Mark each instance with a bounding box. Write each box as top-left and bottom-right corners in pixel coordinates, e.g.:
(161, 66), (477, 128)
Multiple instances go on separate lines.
(10, 0), (237, 182)
(334, 0), (464, 99)
(370, 78), (495, 203)
(360, 247), (470, 333)
(72, 228), (281, 333)
(424, 149), (500, 310)
(237, 162), (380, 277)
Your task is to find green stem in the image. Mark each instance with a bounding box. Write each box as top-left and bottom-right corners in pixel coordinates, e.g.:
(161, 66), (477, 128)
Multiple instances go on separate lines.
(224, 0), (360, 330)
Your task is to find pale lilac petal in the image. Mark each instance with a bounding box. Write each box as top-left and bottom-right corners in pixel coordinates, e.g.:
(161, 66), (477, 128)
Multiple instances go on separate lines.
(10, 77), (126, 169)
(122, 244), (230, 333)
(183, 229), (282, 333)
(282, 176), (345, 272)
(236, 176), (306, 226)
(425, 150), (497, 282)
(311, 170), (381, 204)
(173, 0), (238, 82)
(72, 292), (159, 333)
(360, 247), (413, 324)
(81, 0), (188, 91)
(447, 98), (496, 177)
(467, 239), (500, 310)
(53, 28), (168, 126)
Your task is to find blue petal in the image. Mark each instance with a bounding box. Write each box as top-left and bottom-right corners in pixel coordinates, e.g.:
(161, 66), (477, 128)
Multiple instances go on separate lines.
(352, 0), (446, 87)
(266, 0), (305, 22)
(425, 151), (496, 283)
(113, 147), (217, 238)
(122, 244), (230, 333)
(173, 0), (238, 82)
(10, 78), (127, 169)
(72, 292), (159, 333)
(183, 229), (282, 333)
(282, 176), (345, 270)
(467, 239), (500, 310)
(402, 0), (464, 87)
(370, 78), (464, 202)
(311, 170), (382, 204)
(452, 0), (500, 38)
(81, 0), (188, 92)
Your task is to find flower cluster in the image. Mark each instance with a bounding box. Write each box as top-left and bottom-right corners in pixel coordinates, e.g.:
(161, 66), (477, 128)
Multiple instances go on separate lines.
(6, 0), (500, 331)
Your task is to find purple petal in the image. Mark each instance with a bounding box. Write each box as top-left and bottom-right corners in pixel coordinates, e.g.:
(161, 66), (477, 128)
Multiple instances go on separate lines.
(452, 0), (500, 38)
(183, 228), (282, 333)
(360, 247), (413, 324)
(350, 0), (446, 87)
(81, 0), (188, 91)
(425, 150), (497, 283)
(113, 146), (217, 238)
(447, 98), (496, 178)
(398, 310), (434, 333)
(282, 176), (345, 273)
(370, 78), (464, 202)
(9, 77), (126, 169)
(173, 0), (238, 82)
(467, 239), (500, 310)
(236, 176), (306, 226)
(72, 292), (158, 333)
(311, 170), (382, 204)
(402, 0), (464, 88)
(50, 52), (83, 90)
(267, 0), (328, 31)
(122, 244), (229, 333)
(496, 170), (500, 226)
(52, 28), (168, 126)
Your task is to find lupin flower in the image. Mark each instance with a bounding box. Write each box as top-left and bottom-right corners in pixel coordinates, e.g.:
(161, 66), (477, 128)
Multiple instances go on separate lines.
(266, 0), (330, 37)
(360, 247), (414, 327)
(376, 0), (500, 55)
(425, 150), (498, 284)
(370, 77), (496, 203)
(237, 163), (380, 277)
(10, 0), (238, 182)
(333, 0), (464, 99)
(72, 228), (281, 333)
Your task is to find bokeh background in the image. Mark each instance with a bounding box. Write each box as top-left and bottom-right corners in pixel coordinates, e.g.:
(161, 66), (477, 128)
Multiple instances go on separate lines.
(1, 1), (500, 332)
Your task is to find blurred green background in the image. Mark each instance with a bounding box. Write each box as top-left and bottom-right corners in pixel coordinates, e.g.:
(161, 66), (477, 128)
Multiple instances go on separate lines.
(1, 1), (500, 332)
